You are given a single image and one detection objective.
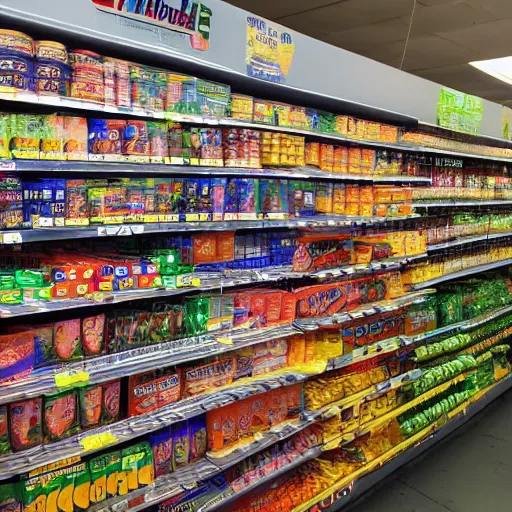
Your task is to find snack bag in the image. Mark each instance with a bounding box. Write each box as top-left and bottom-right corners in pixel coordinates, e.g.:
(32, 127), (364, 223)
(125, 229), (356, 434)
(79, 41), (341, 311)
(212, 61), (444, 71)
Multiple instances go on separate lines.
(0, 330), (34, 383)
(9, 398), (42, 451)
(206, 403), (238, 451)
(120, 442), (154, 494)
(81, 314), (105, 357)
(0, 406), (9, 455)
(53, 319), (82, 361)
(127, 369), (181, 416)
(63, 117), (88, 161)
(89, 452), (121, 503)
(315, 183), (334, 213)
(150, 429), (173, 477)
(79, 384), (103, 429)
(101, 380), (121, 424)
(189, 415), (207, 463)
(172, 421), (190, 470)
(43, 390), (79, 442)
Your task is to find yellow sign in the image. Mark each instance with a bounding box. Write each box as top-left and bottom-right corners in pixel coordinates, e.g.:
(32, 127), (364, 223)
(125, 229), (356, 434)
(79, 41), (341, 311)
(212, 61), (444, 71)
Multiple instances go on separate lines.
(80, 431), (118, 453)
(246, 16), (295, 84)
(55, 370), (90, 389)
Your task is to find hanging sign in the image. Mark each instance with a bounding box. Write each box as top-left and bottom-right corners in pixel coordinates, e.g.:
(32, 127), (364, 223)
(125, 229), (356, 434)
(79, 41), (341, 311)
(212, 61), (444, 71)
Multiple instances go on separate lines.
(91, 0), (212, 50)
(246, 16), (295, 83)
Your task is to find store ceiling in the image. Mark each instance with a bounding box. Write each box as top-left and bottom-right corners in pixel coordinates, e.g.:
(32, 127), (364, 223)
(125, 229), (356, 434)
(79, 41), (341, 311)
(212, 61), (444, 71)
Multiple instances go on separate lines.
(226, 0), (512, 107)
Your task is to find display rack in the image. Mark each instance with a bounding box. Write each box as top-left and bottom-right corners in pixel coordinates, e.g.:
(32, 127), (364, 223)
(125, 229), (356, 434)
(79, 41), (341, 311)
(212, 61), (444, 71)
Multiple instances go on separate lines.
(1, 4), (512, 512)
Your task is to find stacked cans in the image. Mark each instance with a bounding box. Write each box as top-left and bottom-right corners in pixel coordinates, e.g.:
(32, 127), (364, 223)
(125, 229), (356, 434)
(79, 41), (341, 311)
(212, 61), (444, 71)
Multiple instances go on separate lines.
(0, 29), (34, 92)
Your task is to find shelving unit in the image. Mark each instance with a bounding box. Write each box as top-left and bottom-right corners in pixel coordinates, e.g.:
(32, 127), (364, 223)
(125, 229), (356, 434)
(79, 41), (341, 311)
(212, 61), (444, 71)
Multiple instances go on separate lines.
(1, 3), (512, 512)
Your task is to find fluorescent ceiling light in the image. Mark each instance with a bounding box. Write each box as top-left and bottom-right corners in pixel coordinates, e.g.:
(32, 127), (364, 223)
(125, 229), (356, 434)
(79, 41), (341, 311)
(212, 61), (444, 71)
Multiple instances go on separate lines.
(470, 57), (512, 86)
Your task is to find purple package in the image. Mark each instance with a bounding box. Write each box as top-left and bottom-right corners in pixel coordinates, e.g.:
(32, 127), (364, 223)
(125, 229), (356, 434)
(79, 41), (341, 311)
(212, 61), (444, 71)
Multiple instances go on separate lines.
(150, 428), (173, 477)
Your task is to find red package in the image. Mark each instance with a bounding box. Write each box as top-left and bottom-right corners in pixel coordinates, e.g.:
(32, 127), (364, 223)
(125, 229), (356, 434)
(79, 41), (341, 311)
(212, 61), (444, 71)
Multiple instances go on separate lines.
(9, 398), (43, 451)
(128, 370), (181, 417)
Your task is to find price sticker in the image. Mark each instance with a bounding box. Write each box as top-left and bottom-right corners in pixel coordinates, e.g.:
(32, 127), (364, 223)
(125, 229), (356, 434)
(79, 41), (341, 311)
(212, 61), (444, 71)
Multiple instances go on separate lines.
(216, 336), (233, 345)
(322, 437), (341, 451)
(55, 370), (90, 389)
(1, 232), (22, 244)
(0, 161), (15, 171)
(97, 225), (145, 236)
(80, 431), (118, 453)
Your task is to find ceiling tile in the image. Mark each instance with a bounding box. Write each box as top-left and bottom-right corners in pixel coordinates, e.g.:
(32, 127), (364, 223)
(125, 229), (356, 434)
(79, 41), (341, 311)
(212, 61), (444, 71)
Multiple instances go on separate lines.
(277, 0), (414, 35)
(405, 2), (502, 37)
(393, 35), (477, 70)
(436, 19), (512, 59)
(464, 0), (512, 19)
(414, 63), (512, 96)
(323, 17), (409, 48)
(223, 0), (341, 20)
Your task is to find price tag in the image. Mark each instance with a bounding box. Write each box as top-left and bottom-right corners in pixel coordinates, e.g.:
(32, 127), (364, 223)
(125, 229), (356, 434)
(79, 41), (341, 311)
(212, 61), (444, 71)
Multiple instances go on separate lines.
(1, 232), (22, 244)
(322, 437), (341, 451)
(0, 161), (15, 171)
(55, 370), (90, 389)
(97, 225), (145, 236)
(216, 336), (233, 345)
(80, 431), (118, 453)
(327, 220), (336, 226)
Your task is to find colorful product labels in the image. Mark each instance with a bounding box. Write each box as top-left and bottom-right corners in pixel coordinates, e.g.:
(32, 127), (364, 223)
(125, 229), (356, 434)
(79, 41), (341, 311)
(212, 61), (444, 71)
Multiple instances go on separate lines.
(43, 390), (79, 442)
(150, 429), (173, 477)
(128, 370), (181, 417)
(9, 398), (42, 451)
(342, 312), (403, 349)
(182, 358), (236, 398)
(292, 235), (354, 272)
(120, 442), (154, 494)
(0, 330), (34, 384)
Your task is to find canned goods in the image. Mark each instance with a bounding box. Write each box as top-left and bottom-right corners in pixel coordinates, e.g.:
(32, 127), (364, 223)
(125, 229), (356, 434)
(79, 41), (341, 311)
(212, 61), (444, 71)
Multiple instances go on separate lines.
(0, 29), (34, 56)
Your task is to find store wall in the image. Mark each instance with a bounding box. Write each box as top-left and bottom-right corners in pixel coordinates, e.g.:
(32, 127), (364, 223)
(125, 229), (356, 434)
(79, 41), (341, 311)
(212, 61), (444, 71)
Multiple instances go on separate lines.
(0, 0), (504, 138)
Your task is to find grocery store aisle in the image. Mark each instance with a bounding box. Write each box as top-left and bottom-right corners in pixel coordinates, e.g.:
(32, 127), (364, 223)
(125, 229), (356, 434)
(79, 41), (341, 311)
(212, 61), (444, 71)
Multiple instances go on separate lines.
(348, 388), (512, 512)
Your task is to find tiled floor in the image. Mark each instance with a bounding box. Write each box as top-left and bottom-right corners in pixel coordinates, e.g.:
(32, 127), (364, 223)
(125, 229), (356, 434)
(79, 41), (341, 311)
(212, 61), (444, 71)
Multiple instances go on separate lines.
(348, 388), (512, 512)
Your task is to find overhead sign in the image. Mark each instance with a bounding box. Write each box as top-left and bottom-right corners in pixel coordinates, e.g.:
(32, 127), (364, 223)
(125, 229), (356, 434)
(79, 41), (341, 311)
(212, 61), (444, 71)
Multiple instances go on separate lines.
(91, 0), (212, 50)
(246, 15), (295, 83)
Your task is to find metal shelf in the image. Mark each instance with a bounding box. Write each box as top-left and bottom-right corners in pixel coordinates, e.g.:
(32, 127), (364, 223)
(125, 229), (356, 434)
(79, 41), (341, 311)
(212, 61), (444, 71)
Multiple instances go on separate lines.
(91, 416), (318, 512)
(428, 231), (512, 251)
(0, 257), (418, 319)
(0, 324), (302, 405)
(298, 374), (512, 512)
(412, 258), (512, 290)
(7, 159), (431, 184)
(0, 92), (510, 165)
(414, 200), (512, 208)
(0, 214), (421, 245)
(295, 290), (434, 330)
(0, 369), (313, 480)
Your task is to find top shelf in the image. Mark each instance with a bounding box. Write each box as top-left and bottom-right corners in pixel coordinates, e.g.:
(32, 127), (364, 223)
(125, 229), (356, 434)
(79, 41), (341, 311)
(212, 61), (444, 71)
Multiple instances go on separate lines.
(0, 92), (510, 165)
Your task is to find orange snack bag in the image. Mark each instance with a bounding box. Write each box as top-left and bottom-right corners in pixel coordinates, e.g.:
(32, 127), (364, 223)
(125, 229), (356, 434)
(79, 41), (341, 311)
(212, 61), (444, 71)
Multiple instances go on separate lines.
(348, 148), (361, 174)
(305, 142), (320, 167)
(287, 335), (306, 367)
(333, 184), (346, 214)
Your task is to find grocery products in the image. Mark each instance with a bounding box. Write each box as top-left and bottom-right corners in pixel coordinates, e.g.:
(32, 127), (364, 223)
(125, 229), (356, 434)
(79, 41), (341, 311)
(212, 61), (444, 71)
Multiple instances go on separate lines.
(2, 18), (512, 512)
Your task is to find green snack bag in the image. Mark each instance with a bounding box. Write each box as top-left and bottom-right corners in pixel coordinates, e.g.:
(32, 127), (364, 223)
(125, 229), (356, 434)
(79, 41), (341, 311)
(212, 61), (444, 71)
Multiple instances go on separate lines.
(89, 451), (121, 502)
(0, 482), (21, 511)
(120, 442), (154, 495)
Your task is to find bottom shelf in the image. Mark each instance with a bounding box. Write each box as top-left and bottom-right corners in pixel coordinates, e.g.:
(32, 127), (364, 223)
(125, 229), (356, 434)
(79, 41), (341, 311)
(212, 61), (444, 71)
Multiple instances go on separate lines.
(297, 374), (512, 512)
